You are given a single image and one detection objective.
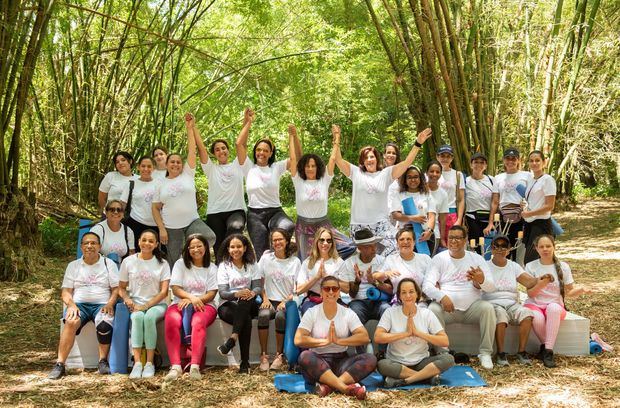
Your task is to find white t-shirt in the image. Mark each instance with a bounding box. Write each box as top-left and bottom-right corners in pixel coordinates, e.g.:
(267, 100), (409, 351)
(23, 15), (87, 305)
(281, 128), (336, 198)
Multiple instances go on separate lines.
(496, 171), (533, 207)
(169, 259), (218, 307)
(99, 171), (136, 202)
(378, 305), (444, 365)
(298, 303), (363, 354)
(428, 187), (449, 238)
(244, 159), (288, 209)
(349, 166), (394, 225)
(386, 180), (400, 212)
(258, 252), (302, 302)
(389, 191), (436, 230)
(524, 260), (574, 307)
(465, 175), (498, 213)
(338, 253), (385, 300)
(524, 174), (556, 222)
(153, 164), (200, 229)
(119, 254), (171, 306)
(423, 250), (495, 311)
(202, 157), (250, 214)
(152, 169), (167, 180)
(482, 259), (526, 307)
(120, 179), (158, 226)
(438, 169), (465, 209)
(381, 252), (432, 289)
(297, 257), (344, 295)
(217, 261), (261, 292)
(62, 256), (120, 304)
(292, 173), (332, 218)
(90, 221), (135, 258)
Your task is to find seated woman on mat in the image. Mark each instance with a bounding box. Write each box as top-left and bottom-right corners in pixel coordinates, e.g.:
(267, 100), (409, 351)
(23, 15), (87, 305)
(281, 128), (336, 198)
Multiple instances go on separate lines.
(375, 278), (454, 387)
(256, 228), (301, 371)
(216, 233), (262, 374)
(164, 234), (218, 381)
(295, 276), (377, 400)
(118, 229), (171, 379)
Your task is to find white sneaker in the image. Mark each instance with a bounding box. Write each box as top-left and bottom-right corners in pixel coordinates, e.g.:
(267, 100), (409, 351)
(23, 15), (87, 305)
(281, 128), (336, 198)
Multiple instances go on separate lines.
(142, 362), (155, 378)
(478, 354), (494, 370)
(189, 366), (202, 380)
(164, 366), (182, 382)
(129, 362), (143, 379)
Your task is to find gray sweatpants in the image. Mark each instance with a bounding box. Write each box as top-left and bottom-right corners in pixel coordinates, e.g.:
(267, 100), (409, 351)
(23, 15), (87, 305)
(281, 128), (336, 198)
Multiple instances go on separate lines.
(428, 299), (497, 356)
(165, 218), (216, 268)
(378, 354), (455, 379)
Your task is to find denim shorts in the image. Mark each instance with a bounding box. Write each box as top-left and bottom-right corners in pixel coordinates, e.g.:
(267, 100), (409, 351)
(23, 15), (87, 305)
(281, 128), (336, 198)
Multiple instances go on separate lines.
(63, 302), (105, 335)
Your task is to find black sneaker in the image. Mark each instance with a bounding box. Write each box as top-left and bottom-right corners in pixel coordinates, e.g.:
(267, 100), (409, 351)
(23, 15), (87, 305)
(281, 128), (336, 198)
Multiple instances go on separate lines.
(543, 349), (557, 368)
(217, 338), (236, 356)
(536, 344), (546, 360)
(238, 360), (250, 374)
(48, 362), (66, 380)
(384, 376), (406, 388)
(98, 358), (110, 375)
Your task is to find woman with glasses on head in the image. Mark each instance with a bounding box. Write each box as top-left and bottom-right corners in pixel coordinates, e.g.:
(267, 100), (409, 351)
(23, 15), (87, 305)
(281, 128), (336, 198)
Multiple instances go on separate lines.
(296, 227), (346, 316)
(98, 151), (136, 216)
(295, 276), (376, 400)
(90, 199), (135, 262)
(375, 278), (454, 388)
(482, 235), (537, 367)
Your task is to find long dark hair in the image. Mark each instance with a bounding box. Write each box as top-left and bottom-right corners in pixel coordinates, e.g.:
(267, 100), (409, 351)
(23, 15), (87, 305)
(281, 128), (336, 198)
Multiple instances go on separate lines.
(396, 278), (422, 304)
(297, 154), (325, 180)
(112, 151), (134, 170)
(138, 229), (165, 264)
(269, 228), (298, 259)
(182, 233), (211, 269)
(210, 139), (229, 154)
(535, 234), (567, 307)
(399, 165), (428, 194)
(217, 233), (256, 265)
(253, 138), (276, 166)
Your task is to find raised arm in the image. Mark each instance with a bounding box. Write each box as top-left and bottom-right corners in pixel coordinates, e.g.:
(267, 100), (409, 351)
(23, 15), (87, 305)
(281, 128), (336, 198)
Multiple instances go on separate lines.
(184, 113), (197, 169)
(288, 124), (298, 176)
(236, 108), (254, 165)
(391, 128), (432, 179)
(191, 116), (209, 165)
(332, 124), (352, 177)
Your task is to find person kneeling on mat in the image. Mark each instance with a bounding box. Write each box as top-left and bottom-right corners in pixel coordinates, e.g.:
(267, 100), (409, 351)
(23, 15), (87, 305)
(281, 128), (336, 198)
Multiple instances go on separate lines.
(48, 232), (119, 380)
(375, 278), (454, 387)
(294, 276), (376, 400)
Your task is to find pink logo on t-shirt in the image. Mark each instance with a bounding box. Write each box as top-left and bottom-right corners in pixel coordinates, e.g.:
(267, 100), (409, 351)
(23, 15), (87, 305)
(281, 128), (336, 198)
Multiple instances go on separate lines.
(221, 169), (233, 182)
(259, 172), (271, 183)
(495, 278), (514, 291)
(84, 273), (100, 286)
(306, 187), (321, 201)
(134, 269), (153, 286)
(143, 190), (154, 203)
(169, 183), (184, 197)
(186, 279), (207, 293)
(231, 277), (250, 288)
(111, 242), (125, 255)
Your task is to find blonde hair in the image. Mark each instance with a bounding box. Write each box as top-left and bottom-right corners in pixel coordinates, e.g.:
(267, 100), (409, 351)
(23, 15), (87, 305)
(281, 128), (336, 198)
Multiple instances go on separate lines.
(535, 234), (567, 307)
(308, 227), (338, 269)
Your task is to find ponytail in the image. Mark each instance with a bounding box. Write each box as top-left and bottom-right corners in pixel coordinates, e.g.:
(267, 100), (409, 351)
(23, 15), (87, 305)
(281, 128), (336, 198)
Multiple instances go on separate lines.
(552, 254), (567, 310)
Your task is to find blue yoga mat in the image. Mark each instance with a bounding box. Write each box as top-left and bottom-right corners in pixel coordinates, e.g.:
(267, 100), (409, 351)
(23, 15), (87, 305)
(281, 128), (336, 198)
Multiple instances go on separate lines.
(590, 340), (603, 355)
(401, 197), (430, 256)
(283, 300), (301, 368)
(109, 302), (130, 374)
(274, 365), (486, 393)
(366, 287), (391, 302)
(516, 184), (526, 198)
(76, 219), (93, 259)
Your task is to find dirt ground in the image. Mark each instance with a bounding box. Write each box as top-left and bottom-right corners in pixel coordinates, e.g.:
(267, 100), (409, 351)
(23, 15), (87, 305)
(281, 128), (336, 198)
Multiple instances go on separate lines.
(0, 198), (618, 407)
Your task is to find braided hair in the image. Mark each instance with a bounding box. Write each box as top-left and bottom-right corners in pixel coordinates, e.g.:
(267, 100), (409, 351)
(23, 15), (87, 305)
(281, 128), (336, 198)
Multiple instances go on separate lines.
(535, 234), (567, 308)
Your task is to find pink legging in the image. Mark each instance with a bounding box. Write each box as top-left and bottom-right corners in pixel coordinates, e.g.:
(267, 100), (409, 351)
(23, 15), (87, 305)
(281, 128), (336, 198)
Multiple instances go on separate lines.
(164, 304), (217, 365)
(524, 303), (567, 350)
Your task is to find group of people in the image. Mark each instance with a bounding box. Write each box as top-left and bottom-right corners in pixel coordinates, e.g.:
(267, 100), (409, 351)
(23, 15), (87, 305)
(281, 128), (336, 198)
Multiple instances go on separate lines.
(48, 110), (587, 401)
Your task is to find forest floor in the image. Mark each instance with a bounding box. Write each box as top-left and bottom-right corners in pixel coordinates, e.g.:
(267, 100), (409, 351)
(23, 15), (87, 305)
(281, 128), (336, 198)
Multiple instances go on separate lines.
(0, 198), (618, 407)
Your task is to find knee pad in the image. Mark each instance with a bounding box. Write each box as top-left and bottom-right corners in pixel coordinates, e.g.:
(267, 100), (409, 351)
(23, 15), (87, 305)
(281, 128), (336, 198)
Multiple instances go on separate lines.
(96, 321), (113, 344)
(257, 311), (271, 329)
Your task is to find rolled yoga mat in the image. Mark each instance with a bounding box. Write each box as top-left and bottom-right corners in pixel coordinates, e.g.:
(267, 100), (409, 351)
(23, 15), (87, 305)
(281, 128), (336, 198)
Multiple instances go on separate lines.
(283, 300), (301, 368)
(109, 302), (130, 374)
(590, 340), (603, 355)
(366, 287), (391, 302)
(401, 197), (431, 255)
(181, 304), (194, 345)
(76, 219), (94, 259)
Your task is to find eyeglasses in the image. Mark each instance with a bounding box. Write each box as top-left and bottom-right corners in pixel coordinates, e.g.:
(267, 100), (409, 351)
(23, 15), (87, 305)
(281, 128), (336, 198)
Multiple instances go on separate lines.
(106, 207), (124, 213)
(318, 238), (333, 244)
(447, 236), (465, 241)
(321, 286), (340, 293)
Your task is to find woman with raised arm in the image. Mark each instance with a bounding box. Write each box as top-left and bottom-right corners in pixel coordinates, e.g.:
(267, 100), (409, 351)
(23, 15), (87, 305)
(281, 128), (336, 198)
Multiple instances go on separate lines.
(333, 126), (432, 256)
(98, 151), (136, 215)
(375, 278), (454, 387)
(295, 276), (376, 400)
(236, 110), (297, 260)
(289, 124), (355, 260)
(191, 110), (252, 258)
(152, 113), (216, 267)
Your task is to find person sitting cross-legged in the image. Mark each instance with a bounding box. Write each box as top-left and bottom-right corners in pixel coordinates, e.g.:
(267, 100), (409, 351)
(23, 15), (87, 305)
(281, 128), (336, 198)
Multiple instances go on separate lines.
(48, 232), (119, 380)
(423, 225), (497, 370)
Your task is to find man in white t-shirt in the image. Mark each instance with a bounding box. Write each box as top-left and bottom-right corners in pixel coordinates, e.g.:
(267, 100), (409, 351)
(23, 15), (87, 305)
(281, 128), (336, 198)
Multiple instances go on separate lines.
(48, 232), (120, 380)
(423, 225), (497, 370)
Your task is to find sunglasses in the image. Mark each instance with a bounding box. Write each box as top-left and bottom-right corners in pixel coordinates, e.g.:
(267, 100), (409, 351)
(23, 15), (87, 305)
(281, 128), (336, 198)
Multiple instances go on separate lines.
(321, 286), (340, 293)
(318, 238), (333, 244)
(106, 207), (124, 213)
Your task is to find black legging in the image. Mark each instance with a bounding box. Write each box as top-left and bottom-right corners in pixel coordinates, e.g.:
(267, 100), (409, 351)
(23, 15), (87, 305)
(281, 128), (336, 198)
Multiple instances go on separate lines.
(523, 218), (553, 265)
(217, 299), (259, 363)
(206, 210), (246, 260)
(499, 214), (524, 262)
(247, 207), (295, 260)
(466, 213), (490, 256)
(123, 216), (155, 250)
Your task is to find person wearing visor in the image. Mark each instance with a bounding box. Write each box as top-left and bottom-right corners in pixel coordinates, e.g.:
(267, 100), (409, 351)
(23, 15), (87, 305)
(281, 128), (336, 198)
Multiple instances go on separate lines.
(436, 145), (465, 239)
(465, 152), (498, 255)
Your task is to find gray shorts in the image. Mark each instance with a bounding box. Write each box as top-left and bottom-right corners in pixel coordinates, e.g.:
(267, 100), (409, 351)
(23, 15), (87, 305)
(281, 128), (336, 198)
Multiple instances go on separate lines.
(493, 303), (534, 325)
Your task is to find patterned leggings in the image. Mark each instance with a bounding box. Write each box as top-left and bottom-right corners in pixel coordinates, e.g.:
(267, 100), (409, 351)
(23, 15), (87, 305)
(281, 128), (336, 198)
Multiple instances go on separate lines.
(298, 350), (377, 384)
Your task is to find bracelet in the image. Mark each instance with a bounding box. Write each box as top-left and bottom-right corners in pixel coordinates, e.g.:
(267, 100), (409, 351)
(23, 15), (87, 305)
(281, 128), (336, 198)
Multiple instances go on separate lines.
(414, 140), (423, 148)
